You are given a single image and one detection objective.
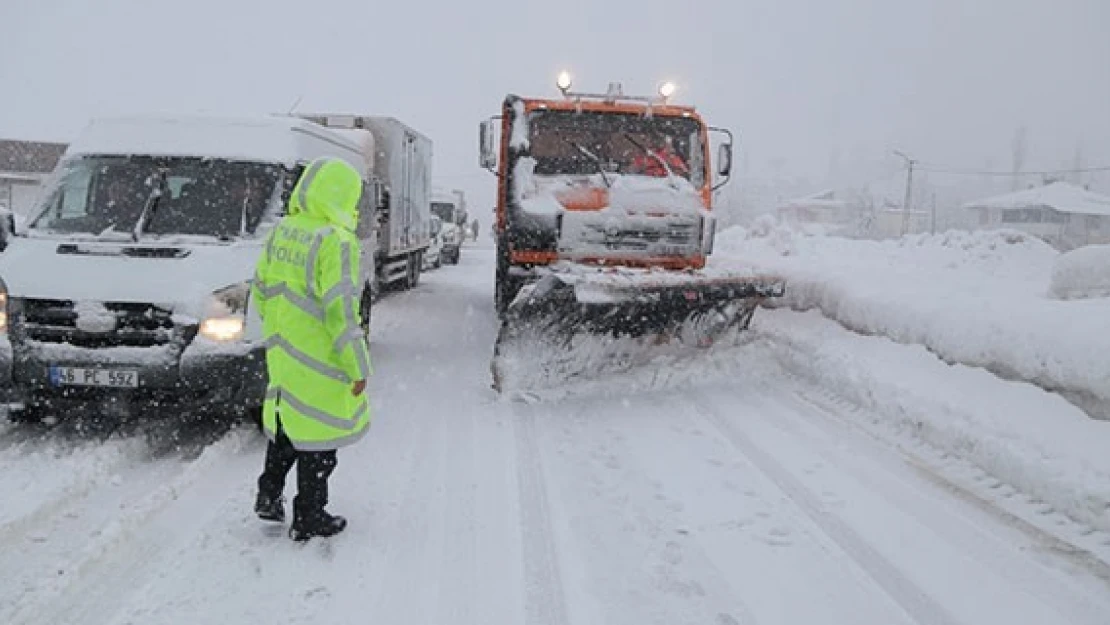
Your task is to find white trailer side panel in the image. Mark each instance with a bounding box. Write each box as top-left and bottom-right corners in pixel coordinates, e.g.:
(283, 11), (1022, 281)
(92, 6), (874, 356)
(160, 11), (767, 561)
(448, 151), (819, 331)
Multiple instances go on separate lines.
(360, 117), (432, 257)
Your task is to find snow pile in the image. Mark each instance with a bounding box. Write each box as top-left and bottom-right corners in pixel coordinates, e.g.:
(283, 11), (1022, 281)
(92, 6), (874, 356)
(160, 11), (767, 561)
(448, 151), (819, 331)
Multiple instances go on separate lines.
(755, 309), (1110, 533)
(716, 220), (1110, 418)
(1048, 244), (1110, 300)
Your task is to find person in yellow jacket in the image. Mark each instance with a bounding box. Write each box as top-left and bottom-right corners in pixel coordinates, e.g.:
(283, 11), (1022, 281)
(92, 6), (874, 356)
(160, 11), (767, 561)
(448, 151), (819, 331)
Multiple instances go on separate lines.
(249, 156), (373, 541)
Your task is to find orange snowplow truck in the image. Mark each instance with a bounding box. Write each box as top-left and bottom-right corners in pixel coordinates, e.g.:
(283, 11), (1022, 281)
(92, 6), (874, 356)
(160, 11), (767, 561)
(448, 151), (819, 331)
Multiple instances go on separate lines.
(481, 76), (784, 387)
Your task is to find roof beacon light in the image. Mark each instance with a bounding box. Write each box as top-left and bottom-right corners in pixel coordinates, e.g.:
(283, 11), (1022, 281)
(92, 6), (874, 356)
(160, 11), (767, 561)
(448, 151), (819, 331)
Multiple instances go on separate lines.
(556, 71), (573, 94)
(658, 81), (677, 100)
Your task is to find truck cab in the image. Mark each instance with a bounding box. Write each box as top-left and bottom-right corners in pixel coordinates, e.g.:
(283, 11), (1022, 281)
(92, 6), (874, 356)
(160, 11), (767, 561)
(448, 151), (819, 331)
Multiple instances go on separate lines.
(430, 187), (468, 265)
(0, 114), (379, 422)
(479, 76), (734, 313)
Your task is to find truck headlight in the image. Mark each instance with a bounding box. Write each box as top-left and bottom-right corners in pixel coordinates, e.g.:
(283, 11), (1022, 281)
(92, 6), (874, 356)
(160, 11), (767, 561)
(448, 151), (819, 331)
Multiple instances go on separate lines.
(199, 282), (249, 342)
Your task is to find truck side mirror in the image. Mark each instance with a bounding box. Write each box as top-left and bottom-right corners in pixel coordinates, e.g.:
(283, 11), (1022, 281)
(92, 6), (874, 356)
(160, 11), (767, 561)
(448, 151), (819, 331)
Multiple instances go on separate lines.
(709, 126), (735, 192)
(479, 120), (497, 171)
(717, 143), (733, 178)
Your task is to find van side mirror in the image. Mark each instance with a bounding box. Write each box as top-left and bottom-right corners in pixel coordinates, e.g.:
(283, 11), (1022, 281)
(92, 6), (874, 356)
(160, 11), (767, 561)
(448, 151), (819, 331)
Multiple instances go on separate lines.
(479, 119), (497, 171)
(0, 210), (12, 252)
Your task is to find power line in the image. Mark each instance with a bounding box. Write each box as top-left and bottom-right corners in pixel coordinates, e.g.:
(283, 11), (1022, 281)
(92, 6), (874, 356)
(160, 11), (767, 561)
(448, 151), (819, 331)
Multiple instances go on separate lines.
(914, 163), (1110, 177)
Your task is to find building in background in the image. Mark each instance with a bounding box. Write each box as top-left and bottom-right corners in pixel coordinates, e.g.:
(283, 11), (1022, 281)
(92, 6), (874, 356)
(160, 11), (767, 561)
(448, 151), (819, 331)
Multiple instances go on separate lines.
(0, 139), (67, 218)
(775, 190), (852, 235)
(962, 181), (1110, 250)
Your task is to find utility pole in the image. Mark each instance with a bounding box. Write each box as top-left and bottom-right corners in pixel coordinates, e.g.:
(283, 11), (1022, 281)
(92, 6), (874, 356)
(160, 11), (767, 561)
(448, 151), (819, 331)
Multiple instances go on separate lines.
(893, 150), (916, 236)
(931, 191), (937, 235)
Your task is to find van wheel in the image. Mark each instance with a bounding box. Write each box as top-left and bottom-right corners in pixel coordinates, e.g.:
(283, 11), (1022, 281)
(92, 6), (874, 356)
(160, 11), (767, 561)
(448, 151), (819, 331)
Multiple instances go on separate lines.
(7, 402), (46, 424)
(244, 406), (263, 431)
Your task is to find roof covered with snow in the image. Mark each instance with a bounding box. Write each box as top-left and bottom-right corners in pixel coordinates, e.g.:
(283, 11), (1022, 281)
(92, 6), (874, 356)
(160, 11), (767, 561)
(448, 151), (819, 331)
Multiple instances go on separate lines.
(962, 181), (1110, 217)
(778, 189), (847, 211)
(0, 139), (67, 174)
(63, 114), (369, 172)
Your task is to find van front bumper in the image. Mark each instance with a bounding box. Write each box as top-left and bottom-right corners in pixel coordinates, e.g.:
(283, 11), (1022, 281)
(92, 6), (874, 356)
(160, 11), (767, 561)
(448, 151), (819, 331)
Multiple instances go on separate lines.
(0, 338), (267, 416)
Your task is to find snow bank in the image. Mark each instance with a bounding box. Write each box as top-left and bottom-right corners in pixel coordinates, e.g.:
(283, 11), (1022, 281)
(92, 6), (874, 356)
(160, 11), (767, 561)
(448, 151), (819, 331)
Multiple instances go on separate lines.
(755, 309), (1110, 533)
(1048, 244), (1110, 300)
(716, 220), (1110, 419)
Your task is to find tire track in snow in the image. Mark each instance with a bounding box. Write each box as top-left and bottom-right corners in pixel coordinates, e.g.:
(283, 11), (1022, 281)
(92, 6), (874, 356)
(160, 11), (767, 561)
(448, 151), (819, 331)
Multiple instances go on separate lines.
(0, 438), (147, 542)
(512, 404), (570, 625)
(686, 392), (964, 625)
(364, 400), (450, 624)
(2, 428), (258, 625)
(783, 371), (1110, 579)
(744, 386), (1110, 622)
(544, 401), (763, 625)
(433, 404), (480, 624)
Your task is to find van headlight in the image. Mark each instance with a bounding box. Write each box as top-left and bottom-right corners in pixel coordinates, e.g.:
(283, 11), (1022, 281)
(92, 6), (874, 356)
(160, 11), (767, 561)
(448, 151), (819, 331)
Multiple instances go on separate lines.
(0, 278), (8, 334)
(199, 282), (249, 342)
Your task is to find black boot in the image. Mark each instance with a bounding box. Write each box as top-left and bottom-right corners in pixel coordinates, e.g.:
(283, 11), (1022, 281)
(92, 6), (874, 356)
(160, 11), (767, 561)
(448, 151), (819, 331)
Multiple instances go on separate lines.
(289, 509), (347, 541)
(254, 492), (286, 522)
(256, 422), (296, 523)
(288, 449), (343, 541)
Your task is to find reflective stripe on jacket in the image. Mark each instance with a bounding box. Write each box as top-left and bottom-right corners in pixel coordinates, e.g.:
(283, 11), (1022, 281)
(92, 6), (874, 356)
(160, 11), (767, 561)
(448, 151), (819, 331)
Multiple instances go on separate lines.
(251, 157), (372, 451)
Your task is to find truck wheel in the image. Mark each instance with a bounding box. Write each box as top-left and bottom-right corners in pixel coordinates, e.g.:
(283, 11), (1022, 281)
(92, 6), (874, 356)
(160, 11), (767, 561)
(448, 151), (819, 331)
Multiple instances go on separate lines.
(359, 285), (373, 334)
(407, 251), (422, 288)
(495, 244), (520, 317)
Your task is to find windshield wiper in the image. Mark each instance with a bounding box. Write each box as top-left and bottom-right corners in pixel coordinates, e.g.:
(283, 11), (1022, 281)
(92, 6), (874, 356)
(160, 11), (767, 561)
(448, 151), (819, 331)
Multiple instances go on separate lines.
(238, 194), (250, 237)
(562, 138), (612, 188)
(132, 168), (169, 242)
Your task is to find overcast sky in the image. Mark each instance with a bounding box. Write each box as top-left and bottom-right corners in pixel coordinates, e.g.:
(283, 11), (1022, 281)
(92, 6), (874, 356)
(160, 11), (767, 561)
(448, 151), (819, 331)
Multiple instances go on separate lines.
(2, 0), (1107, 209)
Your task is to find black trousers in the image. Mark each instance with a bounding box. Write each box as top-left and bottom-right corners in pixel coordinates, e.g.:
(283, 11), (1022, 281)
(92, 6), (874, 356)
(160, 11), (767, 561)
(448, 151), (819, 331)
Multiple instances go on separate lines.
(257, 419), (338, 523)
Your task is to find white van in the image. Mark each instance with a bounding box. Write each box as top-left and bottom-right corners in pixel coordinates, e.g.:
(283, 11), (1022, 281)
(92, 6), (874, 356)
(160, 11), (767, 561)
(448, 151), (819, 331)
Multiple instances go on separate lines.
(424, 214), (444, 270)
(0, 114), (380, 422)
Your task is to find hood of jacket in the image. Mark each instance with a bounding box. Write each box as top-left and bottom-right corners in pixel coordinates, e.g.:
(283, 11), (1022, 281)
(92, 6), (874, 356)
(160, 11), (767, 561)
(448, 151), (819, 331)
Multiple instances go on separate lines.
(287, 157), (362, 232)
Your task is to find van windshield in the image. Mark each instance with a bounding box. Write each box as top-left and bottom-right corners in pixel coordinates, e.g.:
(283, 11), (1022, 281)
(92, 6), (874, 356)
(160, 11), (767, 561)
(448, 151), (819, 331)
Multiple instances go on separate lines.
(28, 155), (283, 240)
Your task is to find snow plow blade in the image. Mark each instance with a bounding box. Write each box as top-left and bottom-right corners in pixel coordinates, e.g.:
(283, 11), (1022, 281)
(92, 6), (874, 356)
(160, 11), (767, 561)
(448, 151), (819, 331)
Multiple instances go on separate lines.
(491, 268), (786, 394)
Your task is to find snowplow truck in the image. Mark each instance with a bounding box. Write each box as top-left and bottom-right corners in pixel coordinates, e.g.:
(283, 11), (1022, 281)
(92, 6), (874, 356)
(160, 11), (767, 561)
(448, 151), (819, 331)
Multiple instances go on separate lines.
(480, 78), (785, 392)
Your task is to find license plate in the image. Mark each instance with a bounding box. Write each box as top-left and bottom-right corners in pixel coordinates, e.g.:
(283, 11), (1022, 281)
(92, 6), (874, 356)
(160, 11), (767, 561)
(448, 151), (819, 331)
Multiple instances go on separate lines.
(657, 245), (689, 256)
(49, 366), (140, 388)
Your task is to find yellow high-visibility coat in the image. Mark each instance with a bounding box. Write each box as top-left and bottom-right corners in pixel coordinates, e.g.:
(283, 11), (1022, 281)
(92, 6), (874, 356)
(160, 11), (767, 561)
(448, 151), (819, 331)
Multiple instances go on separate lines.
(251, 157), (372, 451)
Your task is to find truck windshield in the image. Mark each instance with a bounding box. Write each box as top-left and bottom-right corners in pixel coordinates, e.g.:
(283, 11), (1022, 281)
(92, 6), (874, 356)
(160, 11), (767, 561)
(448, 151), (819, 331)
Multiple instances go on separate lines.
(431, 202), (456, 223)
(524, 110), (706, 187)
(28, 155), (282, 240)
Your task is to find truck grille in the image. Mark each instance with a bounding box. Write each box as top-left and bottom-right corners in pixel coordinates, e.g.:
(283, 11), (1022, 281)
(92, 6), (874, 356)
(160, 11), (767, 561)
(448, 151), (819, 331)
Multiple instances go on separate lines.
(559, 214), (702, 256)
(16, 299), (181, 348)
(581, 222), (699, 251)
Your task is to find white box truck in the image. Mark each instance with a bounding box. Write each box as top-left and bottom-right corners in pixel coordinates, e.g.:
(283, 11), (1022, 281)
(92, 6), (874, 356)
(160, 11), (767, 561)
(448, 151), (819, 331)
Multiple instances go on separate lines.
(430, 187), (469, 265)
(296, 114), (432, 293)
(0, 113), (383, 423)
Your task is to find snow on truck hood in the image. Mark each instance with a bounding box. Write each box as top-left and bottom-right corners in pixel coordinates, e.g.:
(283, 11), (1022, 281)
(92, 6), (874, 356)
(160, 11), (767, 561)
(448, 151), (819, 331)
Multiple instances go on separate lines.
(517, 165), (706, 217)
(0, 235), (262, 317)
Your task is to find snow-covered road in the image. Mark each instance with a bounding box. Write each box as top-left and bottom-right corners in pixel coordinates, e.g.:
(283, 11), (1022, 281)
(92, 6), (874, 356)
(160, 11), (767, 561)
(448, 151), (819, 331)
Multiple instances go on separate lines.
(2, 240), (1108, 625)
